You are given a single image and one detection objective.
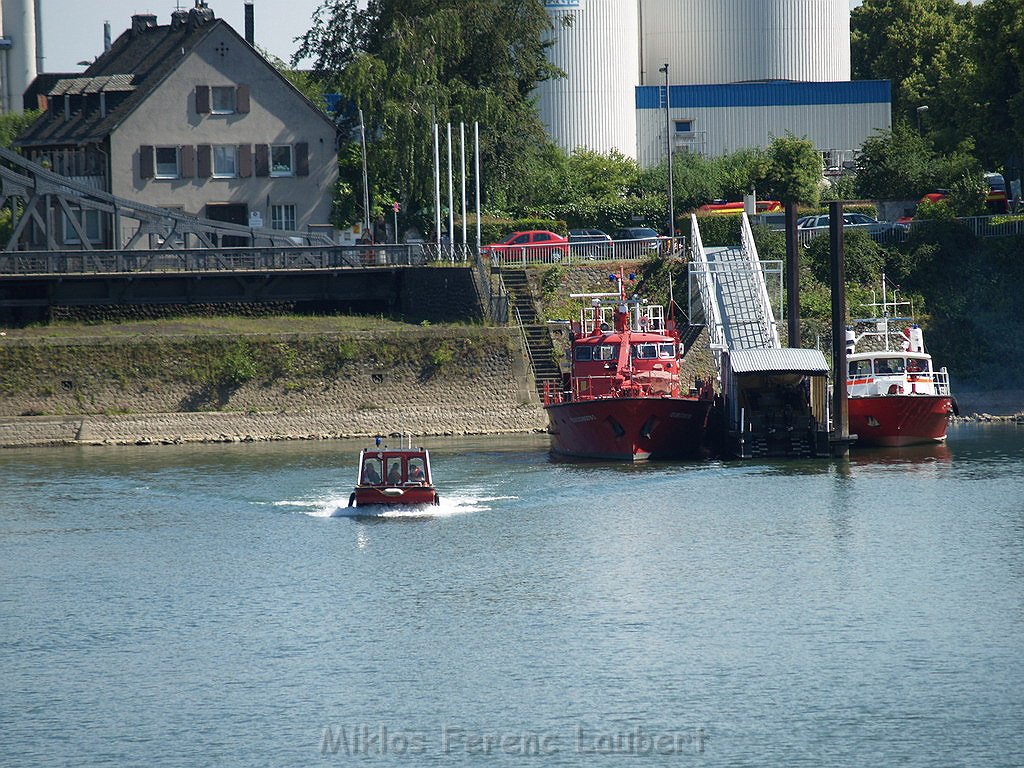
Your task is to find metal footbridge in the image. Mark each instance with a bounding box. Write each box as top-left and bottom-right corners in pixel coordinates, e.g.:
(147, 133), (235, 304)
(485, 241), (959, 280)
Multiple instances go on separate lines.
(688, 212), (781, 376)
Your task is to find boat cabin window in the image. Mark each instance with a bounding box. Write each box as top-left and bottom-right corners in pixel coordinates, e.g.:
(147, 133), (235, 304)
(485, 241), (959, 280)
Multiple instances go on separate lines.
(407, 457), (426, 483)
(595, 344), (618, 361)
(362, 458), (383, 485)
(659, 343), (676, 359)
(906, 358), (928, 373)
(574, 346), (594, 361)
(386, 458), (403, 484)
(874, 357), (905, 375)
(849, 360), (872, 377)
(631, 343), (658, 360)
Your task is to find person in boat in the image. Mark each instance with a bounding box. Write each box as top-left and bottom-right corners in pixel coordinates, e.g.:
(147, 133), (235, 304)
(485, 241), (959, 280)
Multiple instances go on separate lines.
(409, 463), (425, 484)
(362, 461), (381, 485)
(387, 462), (403, 485)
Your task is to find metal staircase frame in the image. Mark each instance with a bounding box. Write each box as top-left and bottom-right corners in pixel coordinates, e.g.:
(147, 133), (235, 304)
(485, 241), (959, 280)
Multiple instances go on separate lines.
(0, 147), (333, 252)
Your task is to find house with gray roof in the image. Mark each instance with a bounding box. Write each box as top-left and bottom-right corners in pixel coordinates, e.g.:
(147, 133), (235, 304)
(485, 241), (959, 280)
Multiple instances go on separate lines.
(15, 2), (337, 248)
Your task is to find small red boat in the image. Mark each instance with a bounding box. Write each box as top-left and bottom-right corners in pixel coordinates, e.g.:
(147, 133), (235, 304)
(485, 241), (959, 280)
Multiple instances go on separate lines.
(544, 271), (714, 461)
(348, 437), (439, 508)
(846, 278), (958, 447)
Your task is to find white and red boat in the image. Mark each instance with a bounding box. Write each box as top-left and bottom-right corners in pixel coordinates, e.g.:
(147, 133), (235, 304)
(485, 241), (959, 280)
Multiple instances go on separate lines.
(846, 279), (958, 447)
(544, 271), (714, 461)
(348, 436), (439, 508)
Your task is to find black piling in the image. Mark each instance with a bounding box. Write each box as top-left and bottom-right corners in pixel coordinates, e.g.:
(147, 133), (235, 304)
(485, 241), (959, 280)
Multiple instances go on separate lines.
(785, 202), (800, 348)
(829, 201), (852, 457)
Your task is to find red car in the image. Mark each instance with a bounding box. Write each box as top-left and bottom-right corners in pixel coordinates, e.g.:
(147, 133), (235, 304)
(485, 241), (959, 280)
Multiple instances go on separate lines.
(480, 230), (569, 262)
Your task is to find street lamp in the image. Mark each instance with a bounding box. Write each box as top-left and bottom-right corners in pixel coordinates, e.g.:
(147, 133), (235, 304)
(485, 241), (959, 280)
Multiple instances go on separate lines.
(659, 63), (674, 243)
(916, 105), (929, 132)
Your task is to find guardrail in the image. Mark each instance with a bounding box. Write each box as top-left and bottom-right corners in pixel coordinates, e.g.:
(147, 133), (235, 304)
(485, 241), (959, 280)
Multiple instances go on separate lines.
(790, 215), (1024, 247)
(487, 237), (684, 268)
(0, 244), (438, 275)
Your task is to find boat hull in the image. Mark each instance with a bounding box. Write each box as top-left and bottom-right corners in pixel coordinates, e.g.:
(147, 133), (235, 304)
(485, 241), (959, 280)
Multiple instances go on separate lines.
(848, 394), (954, 447)
(351, 486), (438, 507)
(545, 396), (711, 461)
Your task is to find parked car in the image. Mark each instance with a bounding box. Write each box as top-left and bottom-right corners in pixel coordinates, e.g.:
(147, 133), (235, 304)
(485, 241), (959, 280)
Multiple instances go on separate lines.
(796, 213), (908, 236)
(568, 228), (613, 258)
(611, 226), (664, 255)
(480, 230), (569, 262)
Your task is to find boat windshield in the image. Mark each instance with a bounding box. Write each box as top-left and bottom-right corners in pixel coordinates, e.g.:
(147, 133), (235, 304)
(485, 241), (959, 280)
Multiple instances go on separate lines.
(631, 343), (658, 359)
(361, 457), (383, 485)
(874, 357), (906, 375)
(849, 359), (872, 377)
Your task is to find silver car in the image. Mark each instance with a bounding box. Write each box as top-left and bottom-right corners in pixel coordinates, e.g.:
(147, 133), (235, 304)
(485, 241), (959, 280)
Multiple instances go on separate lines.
(796, 213), (907, 236)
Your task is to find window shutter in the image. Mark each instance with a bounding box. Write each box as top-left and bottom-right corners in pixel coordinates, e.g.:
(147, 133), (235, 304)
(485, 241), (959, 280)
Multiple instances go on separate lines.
(195, 85), (210, 114)
(295, 142), (309, 176)
(180, 145), (195, 178)
(238, 144), (252, 177)
(236, 84), (250, 114)
(255, 144), (269, 177)
(197, 144), (211, 178)
(139, 145), (154, 179)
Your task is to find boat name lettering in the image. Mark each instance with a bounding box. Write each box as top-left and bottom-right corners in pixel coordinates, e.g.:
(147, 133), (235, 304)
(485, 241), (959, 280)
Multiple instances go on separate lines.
(569, 415), (597, 423)
(669, 412), (692, 420)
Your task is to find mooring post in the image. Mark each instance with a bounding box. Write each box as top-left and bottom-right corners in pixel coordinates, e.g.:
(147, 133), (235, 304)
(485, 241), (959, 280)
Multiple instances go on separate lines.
(829, 200), (851, 457)
(785, 202), (800, 348)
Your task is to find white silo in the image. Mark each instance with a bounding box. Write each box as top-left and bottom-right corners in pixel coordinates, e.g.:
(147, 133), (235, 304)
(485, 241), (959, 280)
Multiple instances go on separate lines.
(640, 0), (850, 85)
(0, 0), (39, 114)
(534, 0), (641, 158)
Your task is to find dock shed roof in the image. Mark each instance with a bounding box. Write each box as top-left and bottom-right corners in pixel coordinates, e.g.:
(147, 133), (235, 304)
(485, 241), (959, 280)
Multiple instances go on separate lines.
(728, 348), (830, 375)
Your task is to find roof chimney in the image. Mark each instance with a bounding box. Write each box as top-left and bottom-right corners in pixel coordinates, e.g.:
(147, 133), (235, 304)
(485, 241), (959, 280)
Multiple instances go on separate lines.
(131, 14), (158, 36)
(104, 21), (112, 51)
(189, 1), (216, 28)
(171, 9), (189, 29)
(244, 2), (254, 46)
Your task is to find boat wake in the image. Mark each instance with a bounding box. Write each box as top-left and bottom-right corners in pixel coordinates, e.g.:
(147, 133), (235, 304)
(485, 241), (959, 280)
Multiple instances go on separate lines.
(273, 492), (513, 520)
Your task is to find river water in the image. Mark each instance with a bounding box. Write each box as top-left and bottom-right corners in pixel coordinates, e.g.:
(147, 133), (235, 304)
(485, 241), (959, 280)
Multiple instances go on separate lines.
(1, 423), (1022, 766)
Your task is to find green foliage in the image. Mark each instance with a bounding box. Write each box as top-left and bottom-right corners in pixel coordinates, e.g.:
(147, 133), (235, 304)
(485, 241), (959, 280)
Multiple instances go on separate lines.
(803, 229), (886, 285)
(759, 133), (823, 206)
(855, 124), (982, 200)
(296, 0), (560, 228)
(686, 215), (742, 247)
(0, 110), (41, 148)
(851, 0), (1024, 169)
(216, 341), (261, 386)
(429, 343), (455, 368)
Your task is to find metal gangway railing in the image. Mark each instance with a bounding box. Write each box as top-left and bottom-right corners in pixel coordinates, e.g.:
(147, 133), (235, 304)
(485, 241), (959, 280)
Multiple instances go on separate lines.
(688, 212), (781, 376)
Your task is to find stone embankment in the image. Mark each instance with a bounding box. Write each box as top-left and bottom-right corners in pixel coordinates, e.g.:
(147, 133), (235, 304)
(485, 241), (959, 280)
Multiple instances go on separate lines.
(0, 327), (548, 448)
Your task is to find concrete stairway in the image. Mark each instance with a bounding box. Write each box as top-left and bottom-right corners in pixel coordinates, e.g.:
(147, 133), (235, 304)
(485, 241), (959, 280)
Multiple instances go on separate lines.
(499, 269), (563, 399)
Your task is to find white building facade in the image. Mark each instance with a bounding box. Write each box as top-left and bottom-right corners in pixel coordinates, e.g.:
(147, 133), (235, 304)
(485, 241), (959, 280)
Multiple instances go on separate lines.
(537, 0), (889, 166)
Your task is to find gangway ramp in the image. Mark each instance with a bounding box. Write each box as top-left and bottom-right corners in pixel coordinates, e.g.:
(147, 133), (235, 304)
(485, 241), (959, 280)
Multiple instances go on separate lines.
(688, 212), (781, 377)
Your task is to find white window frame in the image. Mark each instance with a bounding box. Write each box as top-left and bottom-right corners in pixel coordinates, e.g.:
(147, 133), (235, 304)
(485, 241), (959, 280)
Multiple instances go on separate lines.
(211, 86), (236, 114)
(674, 119), (694, 134)
(270, 203), (296, 231)
(63, 209), (104, 244)
(212, 145), (238, 178)
(154, 146), (180, 179)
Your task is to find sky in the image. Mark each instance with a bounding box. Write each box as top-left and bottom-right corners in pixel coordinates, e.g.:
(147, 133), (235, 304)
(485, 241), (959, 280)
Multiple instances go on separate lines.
(38, 1), (325, 72)
(39, 0), (871, 74)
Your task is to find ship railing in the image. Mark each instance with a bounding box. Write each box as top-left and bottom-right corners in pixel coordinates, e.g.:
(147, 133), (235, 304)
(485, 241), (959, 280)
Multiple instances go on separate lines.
(845, 367), (951, 396)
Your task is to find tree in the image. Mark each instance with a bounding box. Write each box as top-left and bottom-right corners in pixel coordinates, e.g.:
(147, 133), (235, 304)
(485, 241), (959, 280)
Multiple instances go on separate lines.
(851, 0), (975, 154)
(294, 0), (561, 228)
(0, 111), (41, 149)
(759, 134), (822, 207)
(855, 124), (982, 202)
(967, 0), (1024, 169)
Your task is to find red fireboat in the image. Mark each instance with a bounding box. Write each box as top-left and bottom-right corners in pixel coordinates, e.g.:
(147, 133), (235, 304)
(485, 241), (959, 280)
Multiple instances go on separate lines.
(348, 436), (439, 508)
(846, 277), (958, 447)
(544, 271), (714, 461)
